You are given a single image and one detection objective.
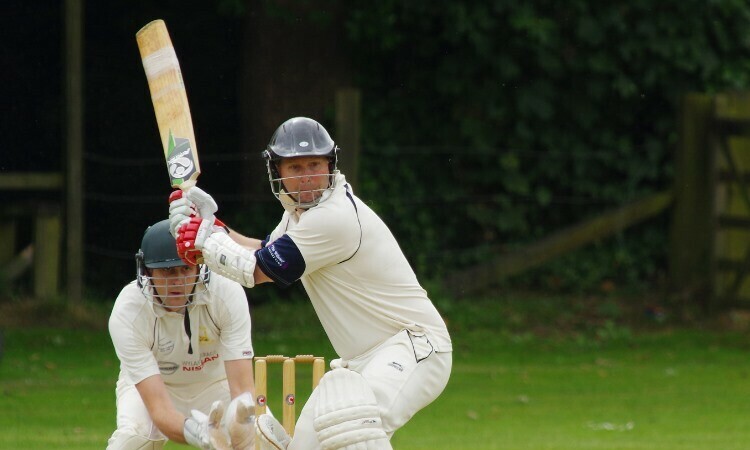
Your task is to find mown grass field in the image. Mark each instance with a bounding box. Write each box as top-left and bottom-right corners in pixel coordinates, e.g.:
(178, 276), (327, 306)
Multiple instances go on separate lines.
(1, 293), (749, 449)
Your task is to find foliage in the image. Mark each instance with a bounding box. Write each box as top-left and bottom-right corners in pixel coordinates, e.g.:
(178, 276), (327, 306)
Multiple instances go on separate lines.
(344, 0), (750, 289)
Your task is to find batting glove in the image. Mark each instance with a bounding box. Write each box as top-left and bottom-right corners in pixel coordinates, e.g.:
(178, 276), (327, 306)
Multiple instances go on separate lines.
(184, 401), (232, 450)
(177, 216), (228, 265)
(186, 186), (219, 219)
(169, 187), (223, 237)
(168, 189), (196, 238)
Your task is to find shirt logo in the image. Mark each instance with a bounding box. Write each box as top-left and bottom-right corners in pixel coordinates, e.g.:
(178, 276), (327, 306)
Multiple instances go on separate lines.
(158, 338), (175, 353)
(388, 361), (404, 372)
(182, 352), (220, 372)
(268, 244), (288, 269)
(198, 326), (211, 343)
(158, 361), (179, 375)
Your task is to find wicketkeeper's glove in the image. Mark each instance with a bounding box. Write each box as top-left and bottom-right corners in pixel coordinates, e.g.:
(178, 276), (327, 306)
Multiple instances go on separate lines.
(183, 401), (232, 450)
(222, 392), (256, 450)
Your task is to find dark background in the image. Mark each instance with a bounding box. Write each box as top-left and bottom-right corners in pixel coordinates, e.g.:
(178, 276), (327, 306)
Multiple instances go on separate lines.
(4, 0), (750, 304)
(3, 0), (353, 301)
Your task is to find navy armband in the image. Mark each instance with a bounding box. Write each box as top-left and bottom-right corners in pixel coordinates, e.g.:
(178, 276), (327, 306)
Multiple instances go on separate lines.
(255, 235), (306, 287)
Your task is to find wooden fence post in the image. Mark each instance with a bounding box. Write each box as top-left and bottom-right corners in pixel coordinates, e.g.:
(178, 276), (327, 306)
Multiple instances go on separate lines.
(0, 222), (15, 267)
(65, 0), (85, 303)
(711, 92), (750, 306)
(335, 88), (361, 188)
(668, 94), (714, 308)
(34, 205), (61, 299)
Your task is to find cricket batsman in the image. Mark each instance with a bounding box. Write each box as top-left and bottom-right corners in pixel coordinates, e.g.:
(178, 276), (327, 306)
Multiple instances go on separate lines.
(170, 117), (453, 449)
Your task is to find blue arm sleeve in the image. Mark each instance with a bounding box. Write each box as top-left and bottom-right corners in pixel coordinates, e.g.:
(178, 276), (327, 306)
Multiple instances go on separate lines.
(255, 234), (306, 288)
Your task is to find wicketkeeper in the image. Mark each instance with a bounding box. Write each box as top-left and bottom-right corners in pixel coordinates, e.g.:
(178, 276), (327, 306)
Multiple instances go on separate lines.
(107, 219), (258, 450)
(170, 117), (453, 449)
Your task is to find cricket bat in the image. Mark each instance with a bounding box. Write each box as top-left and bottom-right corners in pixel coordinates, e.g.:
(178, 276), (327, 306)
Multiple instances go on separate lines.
(136, 19), (201, 190)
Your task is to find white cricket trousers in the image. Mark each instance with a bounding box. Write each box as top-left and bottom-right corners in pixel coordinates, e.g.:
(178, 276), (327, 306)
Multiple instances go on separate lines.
(288, 329), (452, 450)
(106, 377), (231, 449)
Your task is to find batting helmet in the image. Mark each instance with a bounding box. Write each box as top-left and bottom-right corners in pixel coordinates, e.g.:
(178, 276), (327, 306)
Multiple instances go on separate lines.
(262, 117), (339, 208)
(138, 219), (185, 269)
(135, 219), (208, 302)
(263, 117), (339, 163)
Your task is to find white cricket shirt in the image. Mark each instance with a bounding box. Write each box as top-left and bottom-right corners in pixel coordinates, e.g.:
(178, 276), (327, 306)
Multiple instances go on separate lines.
(263, 173), (452, 360)
(109, 273), (253, 394)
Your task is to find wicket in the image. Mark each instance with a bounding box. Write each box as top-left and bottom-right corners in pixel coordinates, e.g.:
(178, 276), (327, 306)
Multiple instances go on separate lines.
(254, 354), (326, 438)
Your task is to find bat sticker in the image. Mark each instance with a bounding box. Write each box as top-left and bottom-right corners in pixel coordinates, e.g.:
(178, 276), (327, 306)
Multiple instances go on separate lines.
(167, 130), (197, 185)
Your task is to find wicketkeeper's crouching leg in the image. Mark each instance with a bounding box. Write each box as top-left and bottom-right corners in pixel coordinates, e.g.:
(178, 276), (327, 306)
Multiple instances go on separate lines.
(107, 434), (166, 450)
(109, 392), (257, 450)
(256, 368), (392, 450)
(107, 382), (168, 450)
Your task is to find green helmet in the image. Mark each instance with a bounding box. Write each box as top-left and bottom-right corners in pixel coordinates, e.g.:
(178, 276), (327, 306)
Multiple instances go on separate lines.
(138, 219), (185, 269)
(135, 220), (209, 302)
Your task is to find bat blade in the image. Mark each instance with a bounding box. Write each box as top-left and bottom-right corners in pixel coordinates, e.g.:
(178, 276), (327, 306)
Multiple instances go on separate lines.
(136, 19), (200, 190)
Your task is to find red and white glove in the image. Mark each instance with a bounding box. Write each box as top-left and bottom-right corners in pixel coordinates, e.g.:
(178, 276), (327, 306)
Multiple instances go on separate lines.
(168, 190), (196, 238)
(176, 215), (228, 265)
(168, 187), (221, 238)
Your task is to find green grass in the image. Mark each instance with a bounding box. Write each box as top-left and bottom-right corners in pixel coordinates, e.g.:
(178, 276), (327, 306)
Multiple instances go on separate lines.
(397, 330), (750, 449)
(0, 328), (116, 449)
(1, 294), (749, 449)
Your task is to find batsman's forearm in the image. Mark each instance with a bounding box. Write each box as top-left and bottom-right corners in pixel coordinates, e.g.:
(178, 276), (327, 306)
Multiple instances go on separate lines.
(227, 229), (263, 251)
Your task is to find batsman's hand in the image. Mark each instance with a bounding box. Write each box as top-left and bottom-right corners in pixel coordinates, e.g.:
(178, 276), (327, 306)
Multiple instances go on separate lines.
(222, 392), (256, 450)
(183, 401), (232, 450)
(176, 216), (228, 265)
(186, 186), (219, 219)
(168, 187), (221, 238)
(168, 190), (196, 238)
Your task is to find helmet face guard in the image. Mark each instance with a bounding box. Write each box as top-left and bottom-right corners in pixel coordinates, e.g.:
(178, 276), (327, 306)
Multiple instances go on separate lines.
(135, 220), (209, 307)
(265, 164), (337, 209)
(262, 117), (339, 209)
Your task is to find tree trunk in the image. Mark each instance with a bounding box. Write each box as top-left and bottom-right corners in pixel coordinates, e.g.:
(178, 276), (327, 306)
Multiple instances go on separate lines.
(240, 1), (354, 207)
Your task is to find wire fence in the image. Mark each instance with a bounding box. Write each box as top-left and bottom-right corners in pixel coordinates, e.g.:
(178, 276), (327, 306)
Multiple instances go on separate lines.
(76, 142), (665, 296)
(83, 144), (636, 207)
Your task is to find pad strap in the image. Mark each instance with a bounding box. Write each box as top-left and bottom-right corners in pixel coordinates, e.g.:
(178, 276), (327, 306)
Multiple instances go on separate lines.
(202, 233), (257, 288)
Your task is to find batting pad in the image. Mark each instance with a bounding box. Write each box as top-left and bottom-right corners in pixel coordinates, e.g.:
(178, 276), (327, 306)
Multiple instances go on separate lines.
(313, 369), (392, 450)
